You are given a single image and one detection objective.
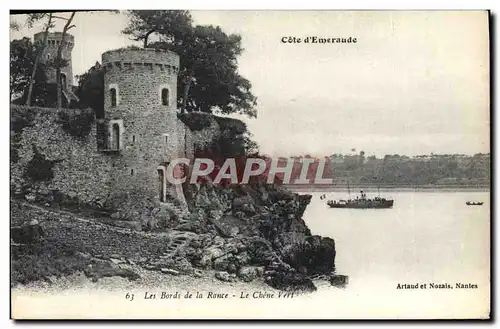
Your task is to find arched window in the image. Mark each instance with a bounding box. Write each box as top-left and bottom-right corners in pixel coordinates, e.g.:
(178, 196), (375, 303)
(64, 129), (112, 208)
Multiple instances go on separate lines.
(112, 123), (120, 150)
(161, 88), (169, 106)
(110, 88), (117, 107)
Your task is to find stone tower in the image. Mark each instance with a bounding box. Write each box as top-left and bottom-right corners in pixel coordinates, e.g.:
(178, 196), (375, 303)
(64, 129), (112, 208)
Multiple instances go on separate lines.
(101, 48), (188, 204)
(34, 32), (75, 88)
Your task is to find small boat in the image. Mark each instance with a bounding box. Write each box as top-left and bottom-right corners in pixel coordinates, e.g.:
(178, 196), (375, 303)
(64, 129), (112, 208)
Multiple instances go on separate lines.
(466, 201), (484, 206)
(327, 188), (394, 209)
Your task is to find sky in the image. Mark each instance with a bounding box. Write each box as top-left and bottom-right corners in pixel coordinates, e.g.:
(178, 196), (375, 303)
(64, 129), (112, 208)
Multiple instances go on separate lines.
(10, 11), (491, 158)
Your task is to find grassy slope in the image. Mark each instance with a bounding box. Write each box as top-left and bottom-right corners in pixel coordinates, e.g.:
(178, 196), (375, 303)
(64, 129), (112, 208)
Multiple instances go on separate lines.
(11, 200), (173, 286)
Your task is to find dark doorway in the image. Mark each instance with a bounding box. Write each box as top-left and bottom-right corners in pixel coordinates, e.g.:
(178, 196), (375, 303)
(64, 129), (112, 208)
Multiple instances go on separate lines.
(112, 123), (120, 150)
(60, 73), (67, 91)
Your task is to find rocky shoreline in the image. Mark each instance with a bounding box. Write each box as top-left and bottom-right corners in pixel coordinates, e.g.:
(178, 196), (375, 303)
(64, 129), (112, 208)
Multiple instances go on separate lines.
(11, 182), (348, 292)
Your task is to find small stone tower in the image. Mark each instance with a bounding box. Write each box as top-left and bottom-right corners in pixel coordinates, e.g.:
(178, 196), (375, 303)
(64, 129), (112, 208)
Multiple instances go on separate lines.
(101, 48), (188, 205)
(34, 32), (75, 88)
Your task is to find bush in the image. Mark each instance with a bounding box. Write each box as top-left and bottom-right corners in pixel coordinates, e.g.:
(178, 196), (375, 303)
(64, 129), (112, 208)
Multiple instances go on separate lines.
(177, 112), (212, 131)
(11, 243), (92, 286)
(10, 134), (22, 163)
(57, 109), (95, 140)
(24, 145), (56, 182)
(11, 107), (36, 134)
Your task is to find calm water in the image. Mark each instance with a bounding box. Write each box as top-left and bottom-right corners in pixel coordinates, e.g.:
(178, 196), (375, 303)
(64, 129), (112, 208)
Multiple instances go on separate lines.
(298, 191), (491, 318)
(13, 191), (491, 319)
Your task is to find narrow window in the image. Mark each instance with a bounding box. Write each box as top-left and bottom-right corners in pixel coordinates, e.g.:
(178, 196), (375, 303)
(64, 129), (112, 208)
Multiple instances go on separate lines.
(46, 53), (51, 60)
(110, 88), (117, 107)
(158, 168), (165, 202)
(112, 123), (120, 150)
(161, 88), (169, 106)
(130, 169), (134, 176)
(132, 135), (136, 143)
(163, 134), (169, 154)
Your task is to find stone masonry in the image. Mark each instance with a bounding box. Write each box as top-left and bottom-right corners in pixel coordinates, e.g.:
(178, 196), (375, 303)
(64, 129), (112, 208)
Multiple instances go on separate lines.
(101, 47), (192, 205)
(11, 33), (197, 217)
(34, 32), (75, 87)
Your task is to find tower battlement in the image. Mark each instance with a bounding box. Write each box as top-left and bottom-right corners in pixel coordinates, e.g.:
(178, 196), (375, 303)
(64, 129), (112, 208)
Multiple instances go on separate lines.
(34, 32), (75, 49)
(102, 48), (179, 73)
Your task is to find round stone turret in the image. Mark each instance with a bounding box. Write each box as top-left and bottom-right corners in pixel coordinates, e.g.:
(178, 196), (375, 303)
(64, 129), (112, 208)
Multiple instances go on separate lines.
(34, 32), (75, 86)
(101, 47), (183, 201)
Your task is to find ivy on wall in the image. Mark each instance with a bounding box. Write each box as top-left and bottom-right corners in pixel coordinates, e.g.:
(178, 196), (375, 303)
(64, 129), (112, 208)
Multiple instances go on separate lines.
(57, 108), (95, 140)
(177, 112), (212, 131)
(10, 134), (22, 164)
(24, 145), (57, 182)
(11, 107), (36, 134)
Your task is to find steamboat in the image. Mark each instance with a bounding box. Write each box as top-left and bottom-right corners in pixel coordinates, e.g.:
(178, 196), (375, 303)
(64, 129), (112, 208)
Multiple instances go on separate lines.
(327, 187), (394, 209)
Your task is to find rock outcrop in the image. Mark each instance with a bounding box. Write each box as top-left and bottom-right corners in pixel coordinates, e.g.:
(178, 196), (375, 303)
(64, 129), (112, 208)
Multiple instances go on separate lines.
(177, 181), (338, 291)
(84, 260), (141, 282)
(11, 178), (340, 292)
(11, 219), (44, 245)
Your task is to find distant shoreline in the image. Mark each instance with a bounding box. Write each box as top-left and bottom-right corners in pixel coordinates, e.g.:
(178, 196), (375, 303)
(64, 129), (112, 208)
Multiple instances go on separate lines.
(284, 185), (490, 193)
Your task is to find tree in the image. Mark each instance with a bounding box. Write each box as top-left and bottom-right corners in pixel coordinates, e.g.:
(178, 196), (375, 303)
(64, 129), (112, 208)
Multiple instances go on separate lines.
(122, 10), (257, 118)
(54, 12), (76, 108)
(25, 13), (54, 106)
(10, 20), (21, 31)
(11, 38), (37, 101)
(10, 38), (50, 106)
(122, 10), (193, 48)
(74, 62), (104, 117)
(23, 12), (77, 107)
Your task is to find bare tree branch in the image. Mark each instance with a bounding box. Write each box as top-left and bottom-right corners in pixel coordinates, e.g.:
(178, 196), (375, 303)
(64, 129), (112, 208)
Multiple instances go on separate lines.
(51, 15), (70, 20)
(55, 11), (76, 108)
(26, 13), (53, 106)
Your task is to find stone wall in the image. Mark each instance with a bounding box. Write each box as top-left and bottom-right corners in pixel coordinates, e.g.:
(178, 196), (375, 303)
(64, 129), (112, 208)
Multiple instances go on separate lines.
(177, 112), (223, 156)
(10, 105), (112, 205)
(177, 112), (250, 158)
(177, 119), (195, 159)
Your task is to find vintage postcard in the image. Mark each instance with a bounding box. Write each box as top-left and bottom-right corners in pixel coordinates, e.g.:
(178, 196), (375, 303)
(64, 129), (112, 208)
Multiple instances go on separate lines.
(9, 10), (490, 319)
